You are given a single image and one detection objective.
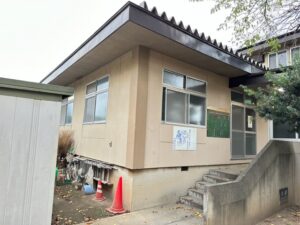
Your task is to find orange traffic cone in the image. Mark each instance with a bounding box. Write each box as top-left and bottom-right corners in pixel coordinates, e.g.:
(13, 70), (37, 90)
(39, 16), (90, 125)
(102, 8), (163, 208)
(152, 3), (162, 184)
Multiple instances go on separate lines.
(106, 176), (126, 214)
(95, 180), (105, 201)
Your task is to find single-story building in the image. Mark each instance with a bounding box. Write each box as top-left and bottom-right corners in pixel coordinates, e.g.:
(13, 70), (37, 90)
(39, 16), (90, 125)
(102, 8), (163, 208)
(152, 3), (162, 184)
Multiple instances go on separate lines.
(41, 1), (287, 211)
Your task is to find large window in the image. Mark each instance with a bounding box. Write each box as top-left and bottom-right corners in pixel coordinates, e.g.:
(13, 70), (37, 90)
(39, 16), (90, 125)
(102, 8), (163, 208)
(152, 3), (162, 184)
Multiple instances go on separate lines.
(269, 51), (287, 69)
(84, 76), (109, 123)
(162, 70), (206, 126)
(60, 96), (74, 125)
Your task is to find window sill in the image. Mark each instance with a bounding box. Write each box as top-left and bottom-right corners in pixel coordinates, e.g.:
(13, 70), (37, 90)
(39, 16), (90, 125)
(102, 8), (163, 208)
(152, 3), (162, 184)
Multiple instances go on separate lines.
(161, 121), (206, 129)
(83, 121), (106, 125)
(231, 156), (256, 160)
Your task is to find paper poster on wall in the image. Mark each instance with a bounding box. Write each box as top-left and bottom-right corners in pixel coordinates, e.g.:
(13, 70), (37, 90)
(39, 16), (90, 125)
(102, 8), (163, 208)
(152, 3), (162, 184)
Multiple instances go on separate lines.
(173, 126), (197, 150)
(247, 115), (253, 129)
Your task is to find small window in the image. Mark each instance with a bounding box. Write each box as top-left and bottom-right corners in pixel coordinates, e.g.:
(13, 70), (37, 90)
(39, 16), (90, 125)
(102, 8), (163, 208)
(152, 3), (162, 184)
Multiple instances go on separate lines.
(269, 53), (277, 69)
(97, 77), (109, 91)
(231, 91), (244, 103)
(84, 76), (109, 123)
(86, 82), (97, 94)
(231, 91), (255, 105)
(163, 71), (184, 89)
(162, 70), (206, 126)
(186, 77), (206, 93)
(278, 51), (287, 67)
(244, 95), (256, 105)
(60, 96), (74, 125)
(291, 47), (300, 64)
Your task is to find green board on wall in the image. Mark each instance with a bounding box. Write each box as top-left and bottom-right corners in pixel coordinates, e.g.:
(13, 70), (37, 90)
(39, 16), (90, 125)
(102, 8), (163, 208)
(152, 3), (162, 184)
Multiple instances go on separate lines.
(207, 110), (230, 138)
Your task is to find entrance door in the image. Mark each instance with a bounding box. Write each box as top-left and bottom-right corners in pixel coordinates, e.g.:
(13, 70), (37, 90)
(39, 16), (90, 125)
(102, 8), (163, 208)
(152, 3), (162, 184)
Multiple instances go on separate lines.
(231, 104), (256, 159)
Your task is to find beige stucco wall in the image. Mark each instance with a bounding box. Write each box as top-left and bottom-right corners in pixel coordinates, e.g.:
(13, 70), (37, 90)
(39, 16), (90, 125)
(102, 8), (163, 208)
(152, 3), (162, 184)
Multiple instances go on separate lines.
(59, 46), (272, 211)
(63, 46), (269, 170)
(130, 164), (248, 211)
(63, 48), (139, 168)
(143, 50), (268, 168)
(256, 117), (269, 150)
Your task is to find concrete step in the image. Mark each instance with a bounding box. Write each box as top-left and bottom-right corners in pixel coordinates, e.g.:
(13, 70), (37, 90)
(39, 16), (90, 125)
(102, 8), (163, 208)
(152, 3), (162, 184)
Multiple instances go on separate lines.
(179, 196), (203, 210)
(202, 174), (231, 184)
(195, 181), (211, 191)
(187, 188), (204, 204)
(209, 169), (239, 180)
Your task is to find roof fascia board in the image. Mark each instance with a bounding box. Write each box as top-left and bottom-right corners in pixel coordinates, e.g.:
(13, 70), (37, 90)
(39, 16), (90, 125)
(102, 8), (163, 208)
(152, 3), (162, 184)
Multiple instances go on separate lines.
(129, 5), (263, 74)
(42, 1), (264, 84)
(41, 4), (131, 84)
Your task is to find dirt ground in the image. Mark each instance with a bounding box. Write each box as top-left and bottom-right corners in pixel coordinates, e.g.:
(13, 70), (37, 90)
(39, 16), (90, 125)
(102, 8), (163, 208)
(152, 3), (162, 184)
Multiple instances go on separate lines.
(256, 206), (300, 225)
(52, 185), (300, 225)
(51, 184), (112, 225)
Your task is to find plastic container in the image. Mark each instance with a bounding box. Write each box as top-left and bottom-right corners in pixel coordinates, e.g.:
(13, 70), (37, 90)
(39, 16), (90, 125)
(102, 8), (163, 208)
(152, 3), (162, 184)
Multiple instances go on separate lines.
(83, 183), (95, 195)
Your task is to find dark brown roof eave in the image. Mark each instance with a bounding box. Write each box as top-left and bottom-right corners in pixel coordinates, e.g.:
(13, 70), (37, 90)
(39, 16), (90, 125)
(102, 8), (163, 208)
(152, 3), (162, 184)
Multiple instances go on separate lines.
(41, 1), (266, 84)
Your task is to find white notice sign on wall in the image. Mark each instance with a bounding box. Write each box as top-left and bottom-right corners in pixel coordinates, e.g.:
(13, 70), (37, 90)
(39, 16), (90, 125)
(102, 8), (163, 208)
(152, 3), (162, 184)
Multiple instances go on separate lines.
(173, 126), (197, 150)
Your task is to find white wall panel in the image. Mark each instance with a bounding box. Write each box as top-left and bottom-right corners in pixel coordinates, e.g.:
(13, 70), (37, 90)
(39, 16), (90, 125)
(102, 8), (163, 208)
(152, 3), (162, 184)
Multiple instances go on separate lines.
(0, 95), (61, 225)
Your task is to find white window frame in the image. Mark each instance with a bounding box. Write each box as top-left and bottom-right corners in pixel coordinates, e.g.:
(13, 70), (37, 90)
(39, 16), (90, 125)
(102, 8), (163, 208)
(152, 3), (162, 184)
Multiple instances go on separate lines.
(161, 69), (207, 128)
(83, 75), (109, 124)
(269, 120), (300, 141)
(290, 46), (300, 64)
(60, 96), (74, 126)
(268, 50), (288, 69)
(230, 91), (257, 159)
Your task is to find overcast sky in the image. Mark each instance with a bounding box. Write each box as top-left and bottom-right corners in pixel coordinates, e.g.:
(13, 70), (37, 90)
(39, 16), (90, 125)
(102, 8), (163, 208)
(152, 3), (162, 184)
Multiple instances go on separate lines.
(0, 0), (231, 82)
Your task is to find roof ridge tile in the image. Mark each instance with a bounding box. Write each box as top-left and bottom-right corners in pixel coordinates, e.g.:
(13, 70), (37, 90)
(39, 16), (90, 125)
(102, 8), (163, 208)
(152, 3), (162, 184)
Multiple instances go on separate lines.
(139, 1), (148, 10)
(200, 32), (206, 39)
(193, 29), (199, 36)
(170, 16), (176, 25)
(151, 6), (158, 15)
(160, 11), (168, 20)
(212, 39), (217, 45)
(206, 36), (212, 43)
(186, 25), (192, 33)
(178, 21), (185, 29)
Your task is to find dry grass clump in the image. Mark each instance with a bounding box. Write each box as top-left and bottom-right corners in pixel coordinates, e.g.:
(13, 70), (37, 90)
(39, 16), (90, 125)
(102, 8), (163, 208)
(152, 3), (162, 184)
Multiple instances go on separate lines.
(58, 130), (74, 156)
(57, 130), (74, 168)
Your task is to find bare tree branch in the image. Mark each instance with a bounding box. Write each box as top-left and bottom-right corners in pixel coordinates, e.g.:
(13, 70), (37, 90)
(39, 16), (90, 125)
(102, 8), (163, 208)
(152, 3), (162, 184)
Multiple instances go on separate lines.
(193, 0), (300, 50)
